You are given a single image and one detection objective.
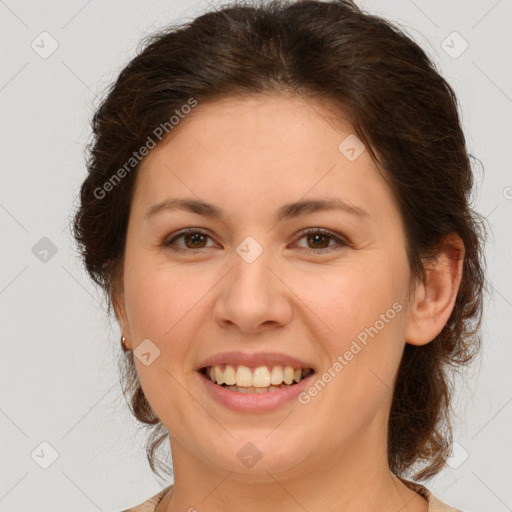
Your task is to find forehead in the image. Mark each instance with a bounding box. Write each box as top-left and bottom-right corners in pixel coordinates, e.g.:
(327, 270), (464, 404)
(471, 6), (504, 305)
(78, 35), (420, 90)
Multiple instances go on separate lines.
(133, 94), (397, 225)
(155, 93), (357, 154)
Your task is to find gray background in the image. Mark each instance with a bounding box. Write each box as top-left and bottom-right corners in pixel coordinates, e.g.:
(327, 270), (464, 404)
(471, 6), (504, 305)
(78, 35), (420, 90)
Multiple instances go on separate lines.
(1, 1), (511, 511)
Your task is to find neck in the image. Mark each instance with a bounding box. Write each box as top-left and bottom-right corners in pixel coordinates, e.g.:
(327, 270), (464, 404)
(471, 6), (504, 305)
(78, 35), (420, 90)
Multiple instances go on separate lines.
(158, 433), (428, 512)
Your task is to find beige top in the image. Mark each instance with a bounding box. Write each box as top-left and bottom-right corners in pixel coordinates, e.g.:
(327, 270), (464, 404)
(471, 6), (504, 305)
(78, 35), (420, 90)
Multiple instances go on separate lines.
(122, 479), (462, 512)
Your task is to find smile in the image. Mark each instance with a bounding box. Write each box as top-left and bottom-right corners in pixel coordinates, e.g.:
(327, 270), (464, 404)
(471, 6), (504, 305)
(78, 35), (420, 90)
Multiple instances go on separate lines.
(200, 364), (314, 394)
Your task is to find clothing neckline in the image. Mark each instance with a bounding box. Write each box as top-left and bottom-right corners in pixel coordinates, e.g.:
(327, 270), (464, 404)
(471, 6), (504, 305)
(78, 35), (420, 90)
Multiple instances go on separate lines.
(126, 478), (460, 512)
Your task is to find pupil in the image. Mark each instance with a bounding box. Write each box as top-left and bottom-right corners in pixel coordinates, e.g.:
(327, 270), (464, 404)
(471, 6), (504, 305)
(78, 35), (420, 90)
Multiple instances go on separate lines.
(185, 232), (205, 248)
(309, 234), (328, 249)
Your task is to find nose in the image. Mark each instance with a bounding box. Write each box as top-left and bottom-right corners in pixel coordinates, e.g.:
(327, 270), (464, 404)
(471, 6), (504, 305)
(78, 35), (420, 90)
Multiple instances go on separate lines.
(213, 239), (293, 334)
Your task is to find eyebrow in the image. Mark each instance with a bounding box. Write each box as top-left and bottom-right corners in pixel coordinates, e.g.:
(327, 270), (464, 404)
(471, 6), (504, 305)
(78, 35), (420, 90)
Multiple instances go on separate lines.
(144, 197), (370, 222)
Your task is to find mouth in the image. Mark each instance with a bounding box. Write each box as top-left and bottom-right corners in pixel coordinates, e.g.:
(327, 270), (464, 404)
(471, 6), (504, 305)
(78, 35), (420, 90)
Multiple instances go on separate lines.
(198, 364), (315, 394)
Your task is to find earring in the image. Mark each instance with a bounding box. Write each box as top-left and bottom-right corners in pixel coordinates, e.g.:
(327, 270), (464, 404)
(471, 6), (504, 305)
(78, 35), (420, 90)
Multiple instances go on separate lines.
(121, 335), (131, 352)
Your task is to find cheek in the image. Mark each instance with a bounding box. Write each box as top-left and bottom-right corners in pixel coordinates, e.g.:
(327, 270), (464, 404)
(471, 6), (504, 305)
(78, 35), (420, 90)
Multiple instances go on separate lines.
(295, 257), (407, 340)
(292, 255), (409, 390)
(123, 256), (203, 340)
(123, 264), (205, 412)
(297, 269), (407, 423)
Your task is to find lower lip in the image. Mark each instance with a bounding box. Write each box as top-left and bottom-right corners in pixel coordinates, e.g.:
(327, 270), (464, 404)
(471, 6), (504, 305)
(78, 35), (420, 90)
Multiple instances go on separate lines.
(198, 370), (315, 413)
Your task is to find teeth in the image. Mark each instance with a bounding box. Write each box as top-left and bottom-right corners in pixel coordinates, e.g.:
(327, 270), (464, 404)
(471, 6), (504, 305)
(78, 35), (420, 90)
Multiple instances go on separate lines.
(252, 367), (271, 387)
(205, 364), (313, 388)
(224, 364), (236, 385)
(214, 366), (225, 385)
(283, 366), (294, 385)
(236, 366), (253, 387)
(224, 384), (297, 393)
(270, 365), (283, 385)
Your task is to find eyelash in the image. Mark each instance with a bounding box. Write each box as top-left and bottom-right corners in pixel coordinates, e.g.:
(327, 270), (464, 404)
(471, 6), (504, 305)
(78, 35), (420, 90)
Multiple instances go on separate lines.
(163, 228), (349, 254)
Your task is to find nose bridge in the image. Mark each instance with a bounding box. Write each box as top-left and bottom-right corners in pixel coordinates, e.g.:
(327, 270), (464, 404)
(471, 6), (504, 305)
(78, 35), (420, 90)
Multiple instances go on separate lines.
(231, 234), (275, 300)
(215, 234), (291, 331)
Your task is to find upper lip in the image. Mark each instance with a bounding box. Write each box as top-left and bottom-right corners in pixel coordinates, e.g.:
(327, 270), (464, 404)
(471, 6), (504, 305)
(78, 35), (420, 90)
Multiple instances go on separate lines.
(197, 351), (316, 371)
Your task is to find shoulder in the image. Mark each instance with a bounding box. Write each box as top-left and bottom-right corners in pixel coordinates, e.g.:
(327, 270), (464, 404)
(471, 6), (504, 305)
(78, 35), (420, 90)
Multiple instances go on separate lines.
(121, 485), (173, 512)
(427, 491), (464, 512)
(399, 477), (463, 512)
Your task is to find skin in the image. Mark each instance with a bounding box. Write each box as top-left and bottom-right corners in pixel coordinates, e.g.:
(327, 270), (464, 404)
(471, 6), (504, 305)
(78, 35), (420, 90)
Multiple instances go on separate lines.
(114, 94), (464, 512)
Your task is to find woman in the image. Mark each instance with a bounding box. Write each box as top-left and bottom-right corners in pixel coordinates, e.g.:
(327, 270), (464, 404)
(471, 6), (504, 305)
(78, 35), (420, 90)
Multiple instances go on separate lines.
(72, 1), (487, 511)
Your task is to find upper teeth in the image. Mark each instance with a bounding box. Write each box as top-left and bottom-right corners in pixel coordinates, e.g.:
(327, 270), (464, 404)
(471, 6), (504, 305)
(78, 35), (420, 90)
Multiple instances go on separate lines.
(205, 365), (312, 387)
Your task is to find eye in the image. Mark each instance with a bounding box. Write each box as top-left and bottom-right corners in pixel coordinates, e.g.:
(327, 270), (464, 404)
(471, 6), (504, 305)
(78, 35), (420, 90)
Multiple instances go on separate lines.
(292, 228), (348, 254)
(163, 228), (216, 252)
(163, 227), (348, 253)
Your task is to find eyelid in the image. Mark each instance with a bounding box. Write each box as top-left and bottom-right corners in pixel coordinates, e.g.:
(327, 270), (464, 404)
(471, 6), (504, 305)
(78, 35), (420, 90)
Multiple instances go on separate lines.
(291, 227), (349, 252)
(163, 228), (216, 250)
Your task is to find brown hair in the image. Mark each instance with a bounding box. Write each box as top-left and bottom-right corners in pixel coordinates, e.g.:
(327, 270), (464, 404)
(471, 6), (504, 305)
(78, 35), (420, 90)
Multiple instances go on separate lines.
(72, 0), (487, 482)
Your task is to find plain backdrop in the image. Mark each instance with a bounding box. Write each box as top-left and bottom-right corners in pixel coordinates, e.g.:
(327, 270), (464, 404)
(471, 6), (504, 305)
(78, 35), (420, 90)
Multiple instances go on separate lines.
(1, 1), (511, 511)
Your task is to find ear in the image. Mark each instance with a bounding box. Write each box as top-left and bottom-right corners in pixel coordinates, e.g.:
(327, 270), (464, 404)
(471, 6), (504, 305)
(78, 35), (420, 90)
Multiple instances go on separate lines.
(405, 233), (465, 346)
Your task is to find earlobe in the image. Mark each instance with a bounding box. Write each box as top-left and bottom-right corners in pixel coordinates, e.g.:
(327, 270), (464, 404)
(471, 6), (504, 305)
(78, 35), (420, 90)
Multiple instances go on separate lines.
(405, 233), (465, 346)
(112, 290), (132, 350)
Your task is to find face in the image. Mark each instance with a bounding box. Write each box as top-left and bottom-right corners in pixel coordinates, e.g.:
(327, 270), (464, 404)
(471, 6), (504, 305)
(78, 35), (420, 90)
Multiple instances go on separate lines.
(116, 94), (417, 479)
